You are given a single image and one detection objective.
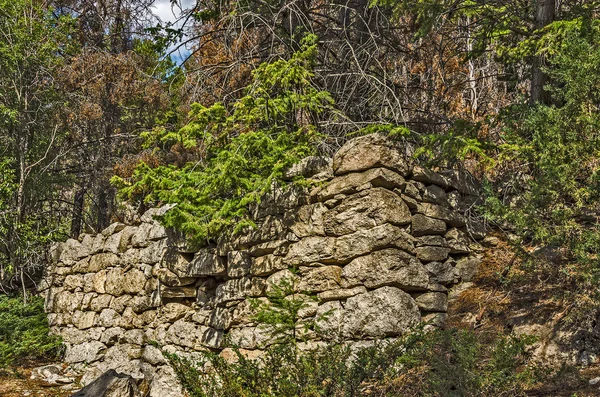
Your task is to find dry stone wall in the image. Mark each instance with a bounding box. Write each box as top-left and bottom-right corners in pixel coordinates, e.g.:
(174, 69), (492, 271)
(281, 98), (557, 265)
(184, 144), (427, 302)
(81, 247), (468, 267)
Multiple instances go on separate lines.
(41, 134), (485, 391)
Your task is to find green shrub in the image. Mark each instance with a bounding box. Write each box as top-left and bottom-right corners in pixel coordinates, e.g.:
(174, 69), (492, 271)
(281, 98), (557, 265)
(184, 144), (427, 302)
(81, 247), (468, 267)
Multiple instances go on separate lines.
(167, 328), (538, 397)
(0, 294), (62, 367)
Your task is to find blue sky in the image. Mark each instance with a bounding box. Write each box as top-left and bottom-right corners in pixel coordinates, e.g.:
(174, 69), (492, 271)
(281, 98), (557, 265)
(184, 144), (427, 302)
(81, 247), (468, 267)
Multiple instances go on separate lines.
(152, 0), (195, 64)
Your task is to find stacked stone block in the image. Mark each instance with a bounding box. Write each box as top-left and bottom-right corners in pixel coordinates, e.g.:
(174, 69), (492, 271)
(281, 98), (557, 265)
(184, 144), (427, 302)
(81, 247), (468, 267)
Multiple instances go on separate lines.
(41, 134), (483, 391)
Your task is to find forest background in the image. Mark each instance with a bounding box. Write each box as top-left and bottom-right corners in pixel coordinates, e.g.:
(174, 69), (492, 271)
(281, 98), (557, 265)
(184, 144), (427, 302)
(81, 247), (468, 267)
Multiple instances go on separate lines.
(2, 0), (600, 391)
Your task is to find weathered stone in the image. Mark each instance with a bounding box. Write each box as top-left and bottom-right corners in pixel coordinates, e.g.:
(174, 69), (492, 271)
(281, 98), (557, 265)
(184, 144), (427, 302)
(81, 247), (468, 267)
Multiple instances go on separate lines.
(425, 261), (455, 285)
(167, 320), (223, 349)
(298, 266), (342, 292)
(333, 134), (410, 176)
(156, 268), (196, 287)
(88, 253), (119, 272)
(64, 341), (106, 363)
(142, 345), (166, 365)
(266, 269), (299, 294)
(454, 257), (480, 282)
(110, 295), (132, 313)
(284, 156), (333, 179)
(139, 240), (167, 264)
(64, 274), (84, 291)
(161, 286), (197, 299)
(81, 292), (95, 310)
(149, 366), (184, 397)
(411, 214), (447, 236)
(30, 364), (74, 386)
(422, 312), (448, 328)
(101, 223), (126, 237)
(97, 309), (122, 328)
(341, 249), (428, 290)
(286, 203), (327, 238)
(417, 203), (466, 227)
(54, 291), (84, 313)
(416, 246), (450, 262)
(343, 287), (420, 338)
(227, 251), (252, 278)
(228, 326), (273, 350)
(130, 296), (152, 313)
(249, 240), (289, 257)
(131, 223), (152, 248)
(314, 167), (406, 202)
(100, 328), (125, 345)
(71, 369), (141, 397)
(186, 248), (225, 276)
(160, 303), (191, 322)
(445, 228), (471, 254)
(230, 298), (267, 326)
(441, 169), (480, 196)
(323, 188), (411, 236)
(317, 286), (367, 302)
(250, 254), (288, 276)
(122, 269), (146, 294)
(208, 307), (232, 330)
(285, 236), (336, 266)
(411, 165), (451, 189)
(315, 300), (344, 340)
(119, 248), (141, 267)
(251, 183), (309, 218)
(120, 307), (143, 330)
(148, 222), (167, 241)
(333, 223), (416, 262)
(60, 238), (90, 264)
(73, 311), (96, 329)
(103, 231), (124, 254)
(415, 235), (448, 247)
(414, 292), (448, 312)
(421, 184), (448, 206)
(105, 268), (125, 296)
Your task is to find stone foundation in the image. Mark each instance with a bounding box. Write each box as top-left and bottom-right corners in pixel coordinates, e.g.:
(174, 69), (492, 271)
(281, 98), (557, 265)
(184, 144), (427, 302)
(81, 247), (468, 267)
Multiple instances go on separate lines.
(41, 134), (484, 392)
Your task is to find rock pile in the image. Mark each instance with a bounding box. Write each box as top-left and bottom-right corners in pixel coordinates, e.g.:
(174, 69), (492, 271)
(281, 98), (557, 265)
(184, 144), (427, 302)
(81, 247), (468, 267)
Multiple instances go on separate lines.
(42, 134), (484, 391)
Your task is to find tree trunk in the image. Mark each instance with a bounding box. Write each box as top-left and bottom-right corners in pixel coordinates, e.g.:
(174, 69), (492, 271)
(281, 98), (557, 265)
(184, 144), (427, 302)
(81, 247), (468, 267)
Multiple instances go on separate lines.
(70, 187), (86, 238)
(530, 0), (555, 104)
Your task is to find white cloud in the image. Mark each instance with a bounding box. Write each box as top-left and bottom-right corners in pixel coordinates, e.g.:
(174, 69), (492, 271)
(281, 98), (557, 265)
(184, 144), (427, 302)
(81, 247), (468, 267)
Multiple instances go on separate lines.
(151, 0), (196, 61)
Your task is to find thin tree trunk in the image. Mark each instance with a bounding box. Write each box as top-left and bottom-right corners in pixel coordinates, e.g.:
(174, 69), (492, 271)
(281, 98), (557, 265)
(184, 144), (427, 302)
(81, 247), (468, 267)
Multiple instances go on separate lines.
(70, 187), (86, 238)
(530, 0), (555, 104)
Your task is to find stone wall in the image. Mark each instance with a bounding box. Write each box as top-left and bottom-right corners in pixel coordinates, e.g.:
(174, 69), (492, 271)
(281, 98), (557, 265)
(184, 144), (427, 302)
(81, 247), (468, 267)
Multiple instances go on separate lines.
(41, 134), (484, 393)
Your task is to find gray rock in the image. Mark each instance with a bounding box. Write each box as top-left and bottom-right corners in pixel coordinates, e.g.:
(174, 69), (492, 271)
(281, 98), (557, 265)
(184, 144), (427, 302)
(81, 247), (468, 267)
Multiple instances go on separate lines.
(411, 165), (451, 189)
(64, 341), (106, 363)
(323, 188), (411, 236)
(284, 156), (333, 180)
(417, 203), (466, 227)
(425, 261), (455, 285)
(160, 302), (191, 322)
(333, 223), (416, 262)
(88, 253), (119, 272)
(314, 168), (406, 202)
(227, 251), (252, 278)
(161, 286), (197, 299)
(411, 214), (447, 236)
(415, 246), (451, 262)
(298, 266), (342, 292)
(414, 292), (448, 312)
(341, 249), (429, 291)
(156, 268), (196, 287)
(149, 366), (184, 397)
(142, 345), (167, 365)
(250, 254), (289, 278)
(122, 269), (146, 294)
(71, 369), (141, 397)
(317, 286), (367, 302)
(342, 287), (420, 338)
(445, 228), (471, 254)
(333, 134), (410, 176)
(187, 248), (226, 276)
(454, 257), (481, 282)
(286, 203), (327, 238)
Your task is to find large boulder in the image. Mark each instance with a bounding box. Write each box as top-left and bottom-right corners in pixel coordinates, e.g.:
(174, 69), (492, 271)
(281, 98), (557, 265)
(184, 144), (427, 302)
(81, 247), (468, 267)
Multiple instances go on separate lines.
(70, 369), (141, 397)
(333, 134), (410, 176)
(341, 249), (429, 290)
(314, 167), (406, 202)
(323, 188), (411, 236)
(342, 287), (421, 338)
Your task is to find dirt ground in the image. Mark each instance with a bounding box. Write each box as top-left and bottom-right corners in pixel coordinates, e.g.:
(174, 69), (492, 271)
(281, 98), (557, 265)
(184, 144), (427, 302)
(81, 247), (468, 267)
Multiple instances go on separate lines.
(0, 367), (76, 397)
